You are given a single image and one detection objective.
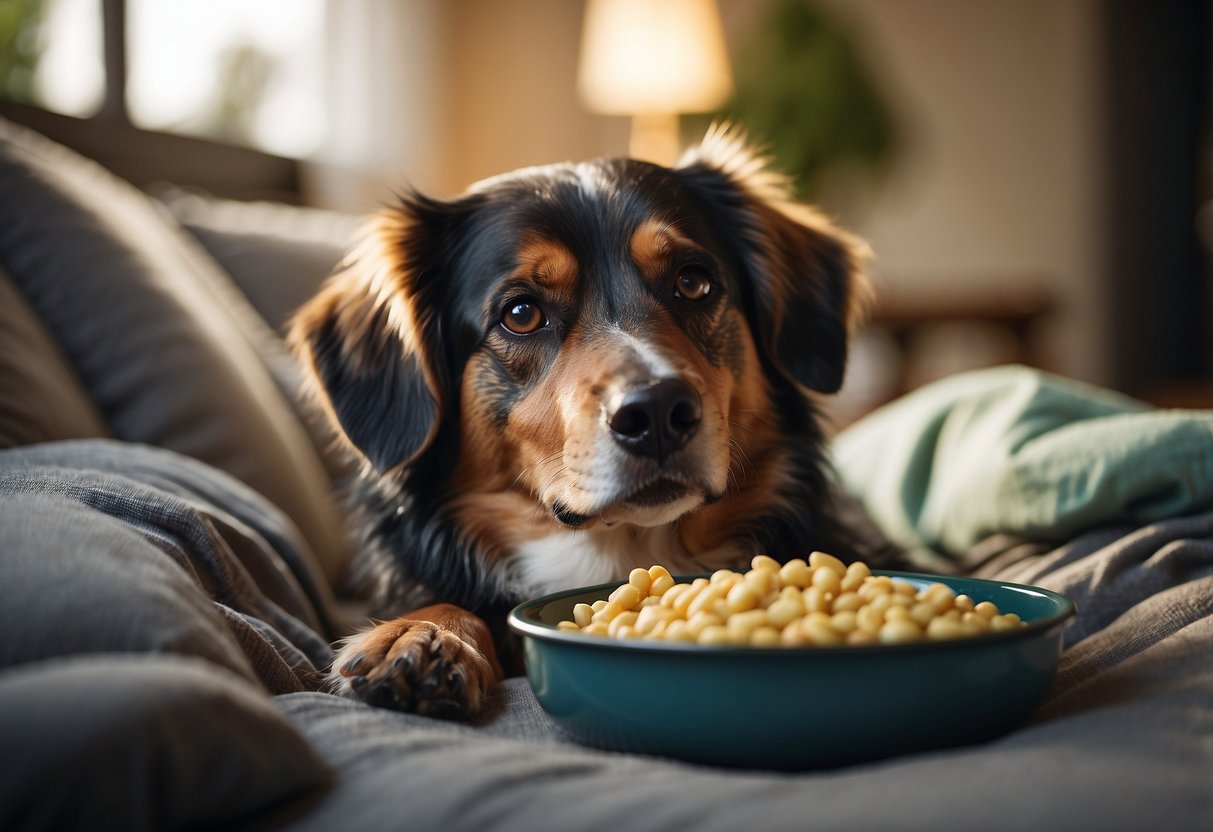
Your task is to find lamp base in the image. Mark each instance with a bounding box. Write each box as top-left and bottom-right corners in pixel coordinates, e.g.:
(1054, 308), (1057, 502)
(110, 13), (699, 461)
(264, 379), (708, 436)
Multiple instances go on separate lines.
(629, 112), (681, 165)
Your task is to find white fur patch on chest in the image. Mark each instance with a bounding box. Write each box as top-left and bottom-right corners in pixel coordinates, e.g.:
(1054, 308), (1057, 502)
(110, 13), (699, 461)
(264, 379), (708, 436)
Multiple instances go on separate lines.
(503, 523), (745, 599)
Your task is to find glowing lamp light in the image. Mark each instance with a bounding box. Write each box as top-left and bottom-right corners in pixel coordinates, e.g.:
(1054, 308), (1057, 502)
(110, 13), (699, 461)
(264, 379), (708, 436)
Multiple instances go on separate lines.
(578, 0), (733, 164)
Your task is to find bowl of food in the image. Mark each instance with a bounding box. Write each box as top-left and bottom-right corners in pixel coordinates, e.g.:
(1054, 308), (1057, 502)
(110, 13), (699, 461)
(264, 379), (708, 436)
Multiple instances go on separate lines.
(508, 553), (1076, 770)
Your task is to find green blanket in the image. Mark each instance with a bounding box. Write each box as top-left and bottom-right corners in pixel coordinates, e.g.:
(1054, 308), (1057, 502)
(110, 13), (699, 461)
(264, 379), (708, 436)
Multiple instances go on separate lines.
(831, 365), (1213, 561)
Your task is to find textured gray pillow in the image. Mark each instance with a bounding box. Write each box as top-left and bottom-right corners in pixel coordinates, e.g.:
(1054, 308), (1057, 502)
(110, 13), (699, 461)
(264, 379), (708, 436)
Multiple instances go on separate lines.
(0, 656), (329, 831)
(0, 267), (109, 447)
(157, 186), (364, 332)
(0, 117), (349, 583)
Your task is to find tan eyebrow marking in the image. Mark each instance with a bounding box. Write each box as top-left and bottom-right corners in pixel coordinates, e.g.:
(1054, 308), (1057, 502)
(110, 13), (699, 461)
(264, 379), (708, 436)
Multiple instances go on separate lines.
(516, 234), (578, 296)
(629, 219), (700, 284)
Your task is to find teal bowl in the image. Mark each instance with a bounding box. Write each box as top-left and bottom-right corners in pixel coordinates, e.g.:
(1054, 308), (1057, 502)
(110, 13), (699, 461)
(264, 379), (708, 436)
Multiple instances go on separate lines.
(508, 571), (1075, 770)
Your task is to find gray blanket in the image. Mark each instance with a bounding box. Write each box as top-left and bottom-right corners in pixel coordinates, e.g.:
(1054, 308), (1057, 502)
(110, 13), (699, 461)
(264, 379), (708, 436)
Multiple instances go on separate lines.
(1, 439), (1211, 830)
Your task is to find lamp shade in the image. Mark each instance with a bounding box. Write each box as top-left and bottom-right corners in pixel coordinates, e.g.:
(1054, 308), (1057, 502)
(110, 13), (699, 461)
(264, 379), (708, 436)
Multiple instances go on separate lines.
(578, 0), (733, 116)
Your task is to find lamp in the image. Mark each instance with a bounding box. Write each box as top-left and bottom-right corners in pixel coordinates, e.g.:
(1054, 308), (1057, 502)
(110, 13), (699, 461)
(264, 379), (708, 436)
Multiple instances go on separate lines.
(577, 0), (733, 164)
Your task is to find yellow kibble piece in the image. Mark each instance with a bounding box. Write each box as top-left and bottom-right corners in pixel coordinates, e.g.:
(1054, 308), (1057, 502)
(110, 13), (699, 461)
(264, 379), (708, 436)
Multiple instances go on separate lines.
(765, 596), (804, 629)
(672, 583), (703, 617)
(743, 567), (774, 598)
(803, 586), (830, 614)
(686, 610), (724, 638)
(751, 554), (782, 572)
(832, 591), (863, 612)
(750, 626), (781, 646)
(856, 604), (884, 634)
(909, 601), (937, 627)
(879, 619), (923, 645)
(572, 603), (594, 628)
(780, 559), (812, 589)
(661, 583), (690, 608)
(591, 600), (625, 624)
(687, 586), (723, 618)
(726, 582), (760, 613)
(847, 629), (878, 646)
(926, 617), (968, 641)
(867, 593), (894, 617)
(628, 567), (652, 594)
(923, 583), (956, 613)
(607, 611), (638, 637)
(801, 619), (843, 646)
(634, 605), (673, 635)
(858, 576), (894, 601)
(644, 620), (669, 639)
(780, 622), (809, 646)
(697, 625), (732, 645)
(830, 610), (858, 634)
(811, 566), (842, 597)
(649, 574), (676, 597)
(809, 550), (847, 577)
(558, 557), (1025, 649)
(840, 560), (870, 592)
(609, 584), (642, 610)
(648, 564), (673, 582)
(726, 609), (769, 640)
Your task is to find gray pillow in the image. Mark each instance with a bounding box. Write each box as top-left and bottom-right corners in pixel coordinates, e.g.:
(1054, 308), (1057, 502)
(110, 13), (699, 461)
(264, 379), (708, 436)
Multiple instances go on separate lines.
(0, 656), (329, 831)
(0, 266), (109, 447)
(156, 185), (364, 333)
(0, 116), (349, 584)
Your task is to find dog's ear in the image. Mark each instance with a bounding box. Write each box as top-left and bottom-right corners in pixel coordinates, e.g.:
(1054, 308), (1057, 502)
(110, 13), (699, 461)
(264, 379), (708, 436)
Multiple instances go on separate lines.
(288, 198), (449, 473)
(675, 130), (871, 394)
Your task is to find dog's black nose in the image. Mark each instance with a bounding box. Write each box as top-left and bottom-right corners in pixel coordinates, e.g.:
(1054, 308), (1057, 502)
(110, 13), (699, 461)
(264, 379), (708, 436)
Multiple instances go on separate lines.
(609, 379), (702, 463)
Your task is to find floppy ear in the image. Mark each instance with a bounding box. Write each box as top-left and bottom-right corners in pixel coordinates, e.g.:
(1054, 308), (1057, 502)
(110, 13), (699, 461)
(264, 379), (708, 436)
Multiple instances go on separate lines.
(675, 129), (871, 394)
(287, 201), (445, 473)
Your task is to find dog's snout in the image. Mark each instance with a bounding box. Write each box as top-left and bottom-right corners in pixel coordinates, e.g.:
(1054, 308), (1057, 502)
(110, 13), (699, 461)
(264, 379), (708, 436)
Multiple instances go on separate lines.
(608, 379), (702, 463)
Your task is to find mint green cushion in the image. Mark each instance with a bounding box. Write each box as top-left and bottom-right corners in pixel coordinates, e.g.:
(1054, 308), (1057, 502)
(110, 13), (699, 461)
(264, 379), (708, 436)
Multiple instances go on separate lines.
(831, 365), (1213, 559)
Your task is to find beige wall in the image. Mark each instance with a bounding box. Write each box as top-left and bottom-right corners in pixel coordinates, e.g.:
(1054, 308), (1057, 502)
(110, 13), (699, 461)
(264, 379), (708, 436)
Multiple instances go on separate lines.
(306, 0), (1108, 385)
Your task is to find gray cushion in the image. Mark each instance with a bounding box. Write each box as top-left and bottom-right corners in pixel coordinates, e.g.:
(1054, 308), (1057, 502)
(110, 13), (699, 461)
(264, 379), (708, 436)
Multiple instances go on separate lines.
(157, 185), (363, 332)
(0, 266), (108, 447)
(0, 656), (329, 832)
(0, 117), (349, 583)
(0, 443), (339, 691)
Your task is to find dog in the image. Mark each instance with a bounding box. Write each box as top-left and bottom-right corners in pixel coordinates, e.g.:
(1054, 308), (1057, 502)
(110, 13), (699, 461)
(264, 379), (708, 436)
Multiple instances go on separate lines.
(288, 129), (893, 719)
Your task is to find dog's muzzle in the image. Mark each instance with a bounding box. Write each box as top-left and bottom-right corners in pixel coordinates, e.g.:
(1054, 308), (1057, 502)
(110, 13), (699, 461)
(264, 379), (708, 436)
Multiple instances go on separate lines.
(607, 378), (702, 465)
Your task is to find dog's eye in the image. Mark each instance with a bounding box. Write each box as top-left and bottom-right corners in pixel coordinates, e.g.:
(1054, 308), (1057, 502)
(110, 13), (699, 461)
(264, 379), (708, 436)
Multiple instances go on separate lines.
(501, 300), (547, 335)
(675, 268), (713, 301)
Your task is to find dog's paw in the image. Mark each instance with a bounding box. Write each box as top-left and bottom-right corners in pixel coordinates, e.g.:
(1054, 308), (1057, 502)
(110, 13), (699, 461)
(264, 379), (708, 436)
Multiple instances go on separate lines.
(332, 617), (496, 719)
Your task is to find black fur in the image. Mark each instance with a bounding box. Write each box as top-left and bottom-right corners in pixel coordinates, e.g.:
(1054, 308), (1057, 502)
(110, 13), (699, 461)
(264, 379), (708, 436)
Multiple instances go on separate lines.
(294, 149), (898, 648)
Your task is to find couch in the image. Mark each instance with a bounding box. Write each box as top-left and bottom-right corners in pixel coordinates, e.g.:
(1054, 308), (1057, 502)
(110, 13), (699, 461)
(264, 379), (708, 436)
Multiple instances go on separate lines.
(1, 116), (1210, 830)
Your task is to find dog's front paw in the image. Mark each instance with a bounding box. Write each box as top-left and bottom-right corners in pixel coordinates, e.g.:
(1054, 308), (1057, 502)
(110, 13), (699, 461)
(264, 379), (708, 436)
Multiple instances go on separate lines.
(332, 615), (497, 719)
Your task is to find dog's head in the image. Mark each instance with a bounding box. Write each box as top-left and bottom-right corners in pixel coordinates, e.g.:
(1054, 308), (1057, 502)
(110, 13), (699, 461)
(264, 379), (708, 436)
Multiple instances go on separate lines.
(290, 131), (868, 556)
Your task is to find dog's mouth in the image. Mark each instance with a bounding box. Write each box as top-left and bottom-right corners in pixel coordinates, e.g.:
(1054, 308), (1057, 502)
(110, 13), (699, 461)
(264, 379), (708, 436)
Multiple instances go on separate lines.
(623, 477), (690, 507)
(551, 477), (719, 528)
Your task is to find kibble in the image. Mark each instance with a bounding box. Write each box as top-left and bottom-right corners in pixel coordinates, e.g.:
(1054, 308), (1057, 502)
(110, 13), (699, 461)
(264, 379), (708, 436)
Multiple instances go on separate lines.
(557, 554), (1029, 647)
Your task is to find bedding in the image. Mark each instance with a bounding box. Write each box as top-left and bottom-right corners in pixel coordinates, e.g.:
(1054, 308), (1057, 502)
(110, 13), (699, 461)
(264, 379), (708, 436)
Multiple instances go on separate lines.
(2, 370), (1211, 829)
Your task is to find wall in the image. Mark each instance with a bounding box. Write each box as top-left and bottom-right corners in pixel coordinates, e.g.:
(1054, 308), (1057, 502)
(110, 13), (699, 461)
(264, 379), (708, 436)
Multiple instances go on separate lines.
(305, 0), (1109, 386)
